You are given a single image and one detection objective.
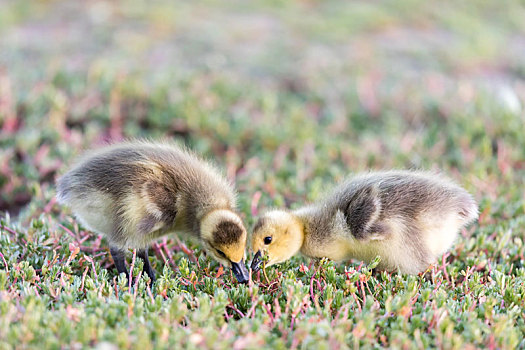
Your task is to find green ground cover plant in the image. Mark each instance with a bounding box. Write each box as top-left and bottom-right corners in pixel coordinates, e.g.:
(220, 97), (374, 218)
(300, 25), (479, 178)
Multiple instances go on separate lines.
(1, 1), (525, 348)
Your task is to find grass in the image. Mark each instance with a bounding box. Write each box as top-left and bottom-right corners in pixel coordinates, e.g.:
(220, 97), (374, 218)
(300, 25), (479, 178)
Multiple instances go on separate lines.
(1, 0), (525, 348)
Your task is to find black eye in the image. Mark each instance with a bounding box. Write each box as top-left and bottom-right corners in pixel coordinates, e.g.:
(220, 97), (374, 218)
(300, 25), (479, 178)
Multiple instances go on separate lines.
(264, 236), (272, 245)
(216, 249), (227, 258)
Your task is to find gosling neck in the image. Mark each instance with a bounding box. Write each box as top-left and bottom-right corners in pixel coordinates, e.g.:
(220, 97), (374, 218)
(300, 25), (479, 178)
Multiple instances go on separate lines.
(291, 208), (312, 255)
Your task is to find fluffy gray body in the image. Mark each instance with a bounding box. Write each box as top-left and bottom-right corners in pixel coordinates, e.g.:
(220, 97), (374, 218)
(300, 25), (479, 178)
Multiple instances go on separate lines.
(57, 142), (236, 249)
(56, 141), (250, 282)
(295, 171), (478, 273)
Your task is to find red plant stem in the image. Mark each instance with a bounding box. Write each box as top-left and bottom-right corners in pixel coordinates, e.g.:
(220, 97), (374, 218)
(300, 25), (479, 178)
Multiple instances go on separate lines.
(351, 292), (362, 312)
(0, 252), (9, 275)
(84, 256), (98, 280)
(289, 332), (300, 350)
(432, 281), (442, 295)
(133, 271), (142, 303)
(0, 224), (17, 236)
(310, 265), (318, 302)
(146, 284), (154, 303)
(91, 252), (106, 259)
(263, 303), (275, 325)
(92, 234), (103, 251)
(227, 304), (245, 318)
(58, 224), (78, 241)
(245, 299), (259, 319)
(176, 237), (197, 262)
(365, 278), (373, 295)
(162, 239), (175, 264)
(152, 242), (168, 266)
(81, 266), (89, 292)
(488, 335), (496, 350)
(273, 298), (282, 318)
(441, 254), (450, 284)
(468, 300), (478, 312)
(43, 197), (56, 214)
(332, 305), (349, 327)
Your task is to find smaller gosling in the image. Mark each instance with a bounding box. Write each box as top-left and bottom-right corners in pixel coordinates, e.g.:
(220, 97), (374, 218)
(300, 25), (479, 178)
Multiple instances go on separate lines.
(251, 170), (478, 274)
(57, 140), (250, 283)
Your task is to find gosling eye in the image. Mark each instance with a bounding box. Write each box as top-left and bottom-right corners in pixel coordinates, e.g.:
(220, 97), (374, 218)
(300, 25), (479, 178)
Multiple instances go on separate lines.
(264, 236), (272, 245)
(216, 249), (227, 258)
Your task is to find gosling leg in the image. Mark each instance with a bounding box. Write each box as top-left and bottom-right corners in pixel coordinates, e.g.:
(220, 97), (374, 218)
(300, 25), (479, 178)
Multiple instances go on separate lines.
(110, 246), (129, 281)
(138, 248), (156, 283)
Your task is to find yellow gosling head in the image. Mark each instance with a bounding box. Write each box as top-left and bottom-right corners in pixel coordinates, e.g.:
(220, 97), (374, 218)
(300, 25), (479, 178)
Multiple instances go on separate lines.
(200, 209), (249, 283)
(250, 210), (304, 271)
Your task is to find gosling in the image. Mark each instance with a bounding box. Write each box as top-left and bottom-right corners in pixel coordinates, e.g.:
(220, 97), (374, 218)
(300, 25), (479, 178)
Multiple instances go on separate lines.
(251, 170), (478, 274)
(56, 140), (250, 283)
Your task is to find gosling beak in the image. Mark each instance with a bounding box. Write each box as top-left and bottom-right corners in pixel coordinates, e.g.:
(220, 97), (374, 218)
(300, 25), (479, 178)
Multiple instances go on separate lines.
(251, 250), (262, 272)
(231, 259), (249, 284)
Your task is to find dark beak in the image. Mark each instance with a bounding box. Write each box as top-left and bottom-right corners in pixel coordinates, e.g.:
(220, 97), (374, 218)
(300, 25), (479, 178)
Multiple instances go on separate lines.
(231, 259), (249, 284)
(251, 251), (262, 272)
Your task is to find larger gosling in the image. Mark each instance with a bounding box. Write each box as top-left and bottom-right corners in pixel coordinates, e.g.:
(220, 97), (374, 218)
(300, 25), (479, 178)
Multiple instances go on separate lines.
(57, 140), (250, 283)
(251, 170), (478, 274)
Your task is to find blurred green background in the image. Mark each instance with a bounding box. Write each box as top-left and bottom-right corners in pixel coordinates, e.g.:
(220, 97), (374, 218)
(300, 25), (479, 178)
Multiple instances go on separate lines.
(1, 0), (525, 348)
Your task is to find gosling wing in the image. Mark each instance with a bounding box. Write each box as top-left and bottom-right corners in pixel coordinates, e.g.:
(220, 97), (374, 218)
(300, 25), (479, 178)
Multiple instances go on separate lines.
(339, 184), (384, 240)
